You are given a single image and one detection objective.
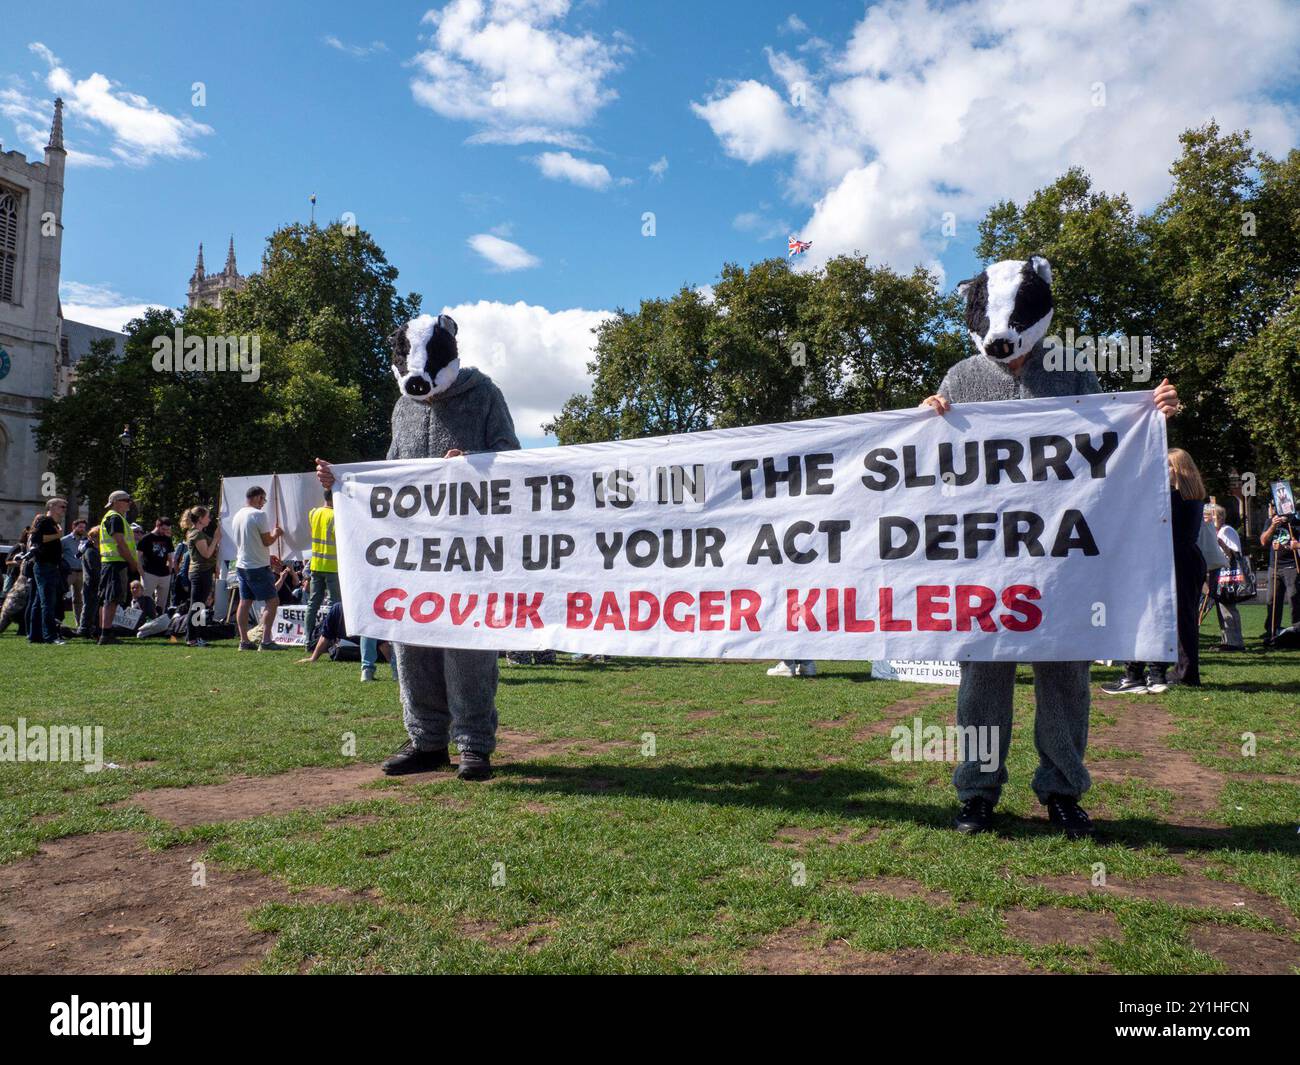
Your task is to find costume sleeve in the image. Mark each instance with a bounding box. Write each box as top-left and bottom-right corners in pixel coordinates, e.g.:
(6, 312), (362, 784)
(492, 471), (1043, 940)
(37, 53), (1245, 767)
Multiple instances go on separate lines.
(480, 384), (521, 453)
(386, 404), (401, 460)
(935, 368), (955, 404)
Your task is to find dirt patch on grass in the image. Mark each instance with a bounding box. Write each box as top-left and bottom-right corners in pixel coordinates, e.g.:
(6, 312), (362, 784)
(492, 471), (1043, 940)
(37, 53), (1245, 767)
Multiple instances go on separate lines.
(1031, 872), (1297, 931)
(496, 728), (630, 760)
(116, 763), (411, 828)
(0, 831), (361, 975)
(1004, 906), (1123, 947)
(458, 916), (556, 953)
(852, 686), (955, 742)
(743, 698), (779, 706)
(686, 710), (721, 720)
(770, 825), (875, 849)
(844, 877), (953, 907)
(1088, 696), (1225, 825)
(742, 921), (1037, 974)
(1187, 925), (1300, 975)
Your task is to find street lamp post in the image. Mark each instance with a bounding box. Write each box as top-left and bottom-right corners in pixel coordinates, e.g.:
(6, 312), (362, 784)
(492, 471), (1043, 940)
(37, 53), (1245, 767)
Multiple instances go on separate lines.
(118, 425), (133, 489)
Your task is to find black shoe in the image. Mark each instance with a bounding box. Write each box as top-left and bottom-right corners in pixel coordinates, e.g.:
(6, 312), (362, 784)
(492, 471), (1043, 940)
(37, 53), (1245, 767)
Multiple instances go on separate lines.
(1145, 668), (1169, 694)
(381, 741), (451, 776)
(457, 749), (493, 781)
(1100, 675), (1147, 695)
(1045, 795), (1095, 840)
(953, 796), (995, 834)
(97, 634), (120, 646)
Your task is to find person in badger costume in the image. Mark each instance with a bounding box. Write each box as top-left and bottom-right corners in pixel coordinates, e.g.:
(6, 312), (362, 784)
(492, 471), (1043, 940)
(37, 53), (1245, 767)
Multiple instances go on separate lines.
(316, 312), (519, 780)
(923, 257), (1180, 838)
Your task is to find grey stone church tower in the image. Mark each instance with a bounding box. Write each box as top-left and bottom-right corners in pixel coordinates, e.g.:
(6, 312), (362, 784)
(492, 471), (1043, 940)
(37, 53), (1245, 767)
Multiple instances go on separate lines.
(0, 99), (66, 537)
(187, 236), (245, 308)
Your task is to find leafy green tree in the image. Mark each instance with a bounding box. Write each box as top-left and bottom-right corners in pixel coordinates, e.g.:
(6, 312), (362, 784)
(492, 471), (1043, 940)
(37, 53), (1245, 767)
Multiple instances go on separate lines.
(802, 257), (965, 414)
(38, 304), (363, 522)
(546, 287), (717, 443)
(220, 221), (420, 457)
(1225, 283), (1300, 481)
(548, 256), (964, 443)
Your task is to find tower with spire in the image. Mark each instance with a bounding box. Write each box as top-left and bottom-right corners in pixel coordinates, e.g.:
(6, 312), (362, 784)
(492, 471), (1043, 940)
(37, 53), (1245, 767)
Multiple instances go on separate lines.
(187, 233), (246, 308)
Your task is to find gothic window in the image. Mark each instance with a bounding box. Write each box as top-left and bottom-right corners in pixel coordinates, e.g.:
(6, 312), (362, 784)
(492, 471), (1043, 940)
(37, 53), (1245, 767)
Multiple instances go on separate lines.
(0, 189), (19, 304)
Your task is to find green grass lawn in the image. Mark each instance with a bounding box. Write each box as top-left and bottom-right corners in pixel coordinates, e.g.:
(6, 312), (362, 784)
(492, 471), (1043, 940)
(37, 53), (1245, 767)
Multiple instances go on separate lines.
(1, 605), (1297, 974)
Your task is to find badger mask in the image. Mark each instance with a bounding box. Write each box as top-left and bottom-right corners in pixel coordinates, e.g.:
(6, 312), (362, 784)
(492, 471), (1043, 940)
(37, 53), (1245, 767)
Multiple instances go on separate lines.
(956, 256), (1053, 364)
(390, 313), (460, 400)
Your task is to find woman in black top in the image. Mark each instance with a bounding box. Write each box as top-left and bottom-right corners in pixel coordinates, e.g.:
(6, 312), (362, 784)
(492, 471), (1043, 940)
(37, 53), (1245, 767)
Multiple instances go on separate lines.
(1166, 449), (1208, 686)
(1104, 448), (1207, 693)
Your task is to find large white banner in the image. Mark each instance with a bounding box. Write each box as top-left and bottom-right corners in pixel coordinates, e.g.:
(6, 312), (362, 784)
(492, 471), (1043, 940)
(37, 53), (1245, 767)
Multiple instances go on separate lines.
(330, 393), (1176, 662)
(218, 472), (322, 563)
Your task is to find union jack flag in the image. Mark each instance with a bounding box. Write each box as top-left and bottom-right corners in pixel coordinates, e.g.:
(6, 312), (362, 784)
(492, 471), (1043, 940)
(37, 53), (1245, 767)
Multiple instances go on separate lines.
(788, 235), (812, 257)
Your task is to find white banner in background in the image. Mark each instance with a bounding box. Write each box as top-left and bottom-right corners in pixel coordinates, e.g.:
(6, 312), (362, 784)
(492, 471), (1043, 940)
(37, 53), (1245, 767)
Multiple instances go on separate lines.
(271, 604), (308, 646)
(330, 393), (1176, 662)
(218, 472), (323, 563)
(870, 660), (962, 685)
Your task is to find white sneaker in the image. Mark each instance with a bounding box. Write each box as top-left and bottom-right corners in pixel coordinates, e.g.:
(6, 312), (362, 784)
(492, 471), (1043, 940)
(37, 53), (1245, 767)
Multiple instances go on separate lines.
(766, 662), (797, 677)
(795, 661), (817, 677)
(360, 668), (376, 683)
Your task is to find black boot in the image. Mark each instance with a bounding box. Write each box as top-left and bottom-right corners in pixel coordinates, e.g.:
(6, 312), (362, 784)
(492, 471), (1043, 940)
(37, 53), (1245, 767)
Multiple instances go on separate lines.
(381, 741), (451, 776)
(457, 749), (493, 781)
(953, 796), (995, 834)
(1045, 794), (1095, 840)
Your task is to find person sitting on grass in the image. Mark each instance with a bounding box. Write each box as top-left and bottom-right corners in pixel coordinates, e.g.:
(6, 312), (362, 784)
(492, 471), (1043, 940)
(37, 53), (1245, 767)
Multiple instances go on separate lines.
(298, 600), (348, 664)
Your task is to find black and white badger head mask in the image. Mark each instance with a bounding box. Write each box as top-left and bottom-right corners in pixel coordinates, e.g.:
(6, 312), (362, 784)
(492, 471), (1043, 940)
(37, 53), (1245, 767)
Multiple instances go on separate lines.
(957, 257), (1054, 364)
(390, 313), (460, 400)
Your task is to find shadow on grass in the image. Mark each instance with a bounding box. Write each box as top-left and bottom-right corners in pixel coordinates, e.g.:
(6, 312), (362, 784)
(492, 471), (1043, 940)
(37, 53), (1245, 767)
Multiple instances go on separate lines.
(492, 761), (1300, 856)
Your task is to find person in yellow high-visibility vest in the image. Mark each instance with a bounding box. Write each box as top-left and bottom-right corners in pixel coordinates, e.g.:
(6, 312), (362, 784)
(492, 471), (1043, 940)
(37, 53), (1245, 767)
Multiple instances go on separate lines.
(304, 488), (340, 645)
(97, 490), (140, 646)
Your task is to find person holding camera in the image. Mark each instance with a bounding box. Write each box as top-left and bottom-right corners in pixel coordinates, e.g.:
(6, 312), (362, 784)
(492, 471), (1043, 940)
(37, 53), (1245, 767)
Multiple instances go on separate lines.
(1261, 503), (1299, 642)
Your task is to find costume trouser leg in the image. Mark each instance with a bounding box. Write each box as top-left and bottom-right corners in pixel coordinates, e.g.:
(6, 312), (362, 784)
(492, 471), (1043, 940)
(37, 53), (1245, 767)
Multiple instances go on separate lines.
(953, 660), (1091, 804)
(394, 644), (499, 754)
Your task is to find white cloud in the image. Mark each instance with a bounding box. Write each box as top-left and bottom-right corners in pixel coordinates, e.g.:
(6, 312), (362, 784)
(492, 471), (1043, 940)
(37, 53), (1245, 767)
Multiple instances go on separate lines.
(693, 0), (1300, 274)
(532, 150), (612, 189)
(467, 232), (541, 270)
(25, 42), (213, 166)
(0, 86), (112, 166)
(61, 281), (166, 332)
(323, 35), (388, 57)
(733, 208), (790, 240)
(781, 14), (809, 34)
(411, 0), (628, 146)
(648, 155), (668, 181)
(690, 80), (803, 165)
(441, 298), (613, 437)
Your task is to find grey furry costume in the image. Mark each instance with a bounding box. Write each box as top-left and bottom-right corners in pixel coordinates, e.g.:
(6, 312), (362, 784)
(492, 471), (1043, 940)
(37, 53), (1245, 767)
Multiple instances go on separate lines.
(387, 367), (520, 753)
(937, 342), (1099, 804)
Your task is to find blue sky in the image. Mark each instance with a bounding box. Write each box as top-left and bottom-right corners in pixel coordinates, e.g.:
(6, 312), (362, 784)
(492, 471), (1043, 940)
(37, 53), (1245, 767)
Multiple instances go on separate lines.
(4, 0), (1299, 444)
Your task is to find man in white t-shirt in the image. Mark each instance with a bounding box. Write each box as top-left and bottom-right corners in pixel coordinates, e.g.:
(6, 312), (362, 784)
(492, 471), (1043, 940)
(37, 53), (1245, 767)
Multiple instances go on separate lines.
(231, 485), (285, 651)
